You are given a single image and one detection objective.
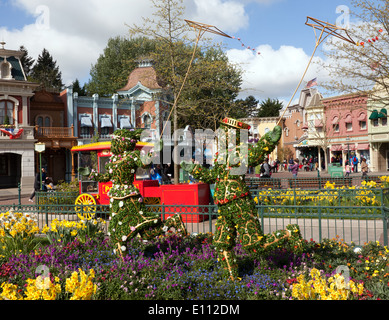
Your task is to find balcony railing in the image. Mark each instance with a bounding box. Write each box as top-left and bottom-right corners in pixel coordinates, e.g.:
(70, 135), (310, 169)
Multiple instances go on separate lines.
(0, 126), (35, 140)
(35, 125), (75, 138)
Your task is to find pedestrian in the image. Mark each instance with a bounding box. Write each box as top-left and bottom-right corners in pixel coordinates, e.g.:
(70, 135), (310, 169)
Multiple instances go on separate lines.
(260, 158), (271, 178)
(288, 157), (294, 172)
(352, 154), (359, 173)
(361, 158), (368, 178)
(29, 167), (47, 202)
(161, 164), (171, 184)
(344, 161), (351, 177)
(290, 158), (300, 178)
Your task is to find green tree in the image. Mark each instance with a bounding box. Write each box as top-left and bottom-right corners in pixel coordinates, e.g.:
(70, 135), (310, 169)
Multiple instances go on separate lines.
(128, 0), (206, 183)
(228, 95), (259, 120)
(85, 36), (157, 96)
(319, 0), (389, 105)
(19, 45), (35, 78)
(256, 98), (283, 118)
(30, 48), (63, 91)
(180, 47), (242, 129)
(72, 79), (86, 96)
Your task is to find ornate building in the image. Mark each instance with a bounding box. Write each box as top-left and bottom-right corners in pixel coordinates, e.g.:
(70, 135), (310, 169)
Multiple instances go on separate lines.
(0, 43), (39, 189)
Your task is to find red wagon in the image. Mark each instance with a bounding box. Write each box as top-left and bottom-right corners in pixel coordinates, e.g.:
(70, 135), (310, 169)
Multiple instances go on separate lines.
(71, 141), (210, 222)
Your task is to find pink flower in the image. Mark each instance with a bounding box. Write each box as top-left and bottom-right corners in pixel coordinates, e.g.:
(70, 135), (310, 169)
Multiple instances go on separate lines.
(130, 226), (136, 232)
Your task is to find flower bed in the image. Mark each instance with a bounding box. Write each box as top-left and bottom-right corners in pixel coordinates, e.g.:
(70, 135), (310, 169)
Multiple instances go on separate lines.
(1, 210), (389, 300)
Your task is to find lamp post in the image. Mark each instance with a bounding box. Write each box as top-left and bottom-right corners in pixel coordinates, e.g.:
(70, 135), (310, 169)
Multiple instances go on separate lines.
(34, 143), (46, 191)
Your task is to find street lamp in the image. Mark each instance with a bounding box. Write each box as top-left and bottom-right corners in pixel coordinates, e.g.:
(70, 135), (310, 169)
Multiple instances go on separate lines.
(35, 142), (46, 191)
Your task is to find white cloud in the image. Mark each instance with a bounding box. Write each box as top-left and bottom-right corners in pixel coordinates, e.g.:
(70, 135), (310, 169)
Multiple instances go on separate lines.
(190, 0), (249, 33)
(2, 0), (154, 85)
(226, 44), (331, 102)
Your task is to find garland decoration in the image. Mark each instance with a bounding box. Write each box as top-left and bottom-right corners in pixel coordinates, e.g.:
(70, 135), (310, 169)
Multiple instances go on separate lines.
(181, 117), (303, 281)
(231, 36), (261, 55)
(356, 28), (384, 47)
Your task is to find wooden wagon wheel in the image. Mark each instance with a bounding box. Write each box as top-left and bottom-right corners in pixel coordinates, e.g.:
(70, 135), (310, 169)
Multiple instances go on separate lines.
(144, 197), (161, 213)
(75, 193), (96, 220)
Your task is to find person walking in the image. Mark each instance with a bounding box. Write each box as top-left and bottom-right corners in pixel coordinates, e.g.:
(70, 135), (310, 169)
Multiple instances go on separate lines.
(352, 154), (359, 173)
(344, 161), (351, 177)
(260, 158), (271, 178)
(29, 167), (47, 202)
(361, 158), (368, 178)
(290, 158), (300, 178)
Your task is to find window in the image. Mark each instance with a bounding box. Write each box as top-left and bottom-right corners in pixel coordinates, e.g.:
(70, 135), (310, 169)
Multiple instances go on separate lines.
(382, 118), (388, 126)
(101, 127), (109, 137)
(80, 114), (93, 138)
(36, 116), (43, 127)
(333, 124), (339, 132)
(346, 122), (353, 131)
(80, 126), (90, 137)
(373, 119), (379, 127)
(143, 114), (152, 129)
(44, 116), (51, 127)
(0, 101), (14, 125)
(0, 61), (12, 79)
(360, 121), (366, 130)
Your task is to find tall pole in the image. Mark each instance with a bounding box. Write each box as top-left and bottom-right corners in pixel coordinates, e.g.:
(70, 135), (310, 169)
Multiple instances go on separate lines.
(39, 152), (42, 191)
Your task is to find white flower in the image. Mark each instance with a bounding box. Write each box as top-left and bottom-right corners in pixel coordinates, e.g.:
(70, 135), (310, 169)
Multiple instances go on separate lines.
(121, 246), (126, 252)
(139, 211), (143, 215)
(112, 212), (116, 217)
(131, 169), (135, 173)
(119, 201), (124, 208)
(122, 236), (128, 241)
(162, 226), (168, 232)
(154, 220), (158, 224)
(118, 221), (122, 225)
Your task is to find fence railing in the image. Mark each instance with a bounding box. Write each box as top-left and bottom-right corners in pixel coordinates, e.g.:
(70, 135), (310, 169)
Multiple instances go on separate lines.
(245, 175), (387, 190)
(1, 201), (388, 247)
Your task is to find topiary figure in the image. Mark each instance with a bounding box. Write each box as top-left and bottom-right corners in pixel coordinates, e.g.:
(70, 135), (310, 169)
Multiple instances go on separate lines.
(181, 118), (303, 280)
(91, 128), (188, 255)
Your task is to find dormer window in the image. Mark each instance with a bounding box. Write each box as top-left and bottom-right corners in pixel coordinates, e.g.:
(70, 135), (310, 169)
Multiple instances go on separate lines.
(0, 59), (12, 79)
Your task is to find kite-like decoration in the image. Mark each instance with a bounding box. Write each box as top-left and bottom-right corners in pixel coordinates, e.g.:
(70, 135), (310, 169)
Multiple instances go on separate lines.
(160, 20), (237, 140)
(277, 16), (357, 125)
(0, 128), (23, 139)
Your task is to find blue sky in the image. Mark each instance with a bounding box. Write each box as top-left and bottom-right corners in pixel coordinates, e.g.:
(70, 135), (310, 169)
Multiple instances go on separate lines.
(0, 0), (366, 104)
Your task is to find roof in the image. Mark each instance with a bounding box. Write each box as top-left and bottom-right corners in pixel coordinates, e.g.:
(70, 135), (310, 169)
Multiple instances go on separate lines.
(117, 66), (162, 92)
(71, 141), (154, 152)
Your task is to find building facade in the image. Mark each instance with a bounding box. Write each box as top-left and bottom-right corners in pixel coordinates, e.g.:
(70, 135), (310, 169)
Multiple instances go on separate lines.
(368, 83), (389, 172)
(322, 93), (369, 167)
(0, 44), (39, 189)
